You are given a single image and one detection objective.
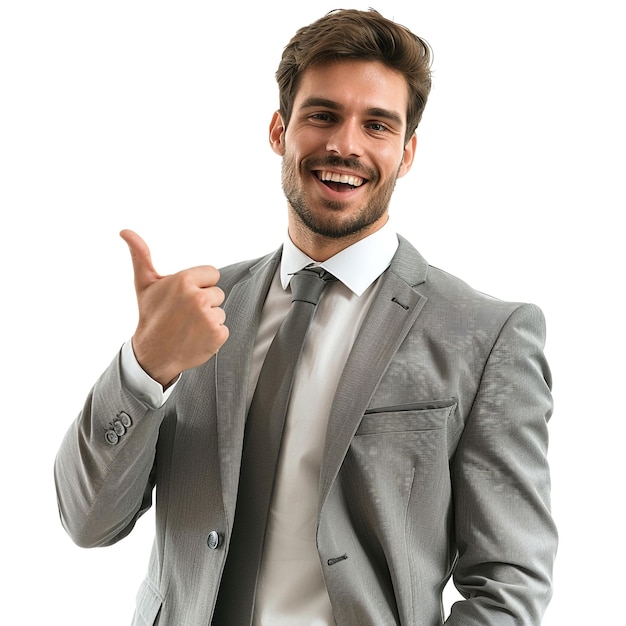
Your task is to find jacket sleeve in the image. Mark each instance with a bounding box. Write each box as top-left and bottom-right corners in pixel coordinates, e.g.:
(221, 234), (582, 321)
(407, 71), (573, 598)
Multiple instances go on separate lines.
(446, 303), (557, 625)
(54, 349), (165, 548)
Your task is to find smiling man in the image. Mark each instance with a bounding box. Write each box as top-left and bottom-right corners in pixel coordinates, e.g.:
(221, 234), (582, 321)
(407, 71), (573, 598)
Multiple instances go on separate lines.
(273, 59), (415, 256)
(55, 9), (557, 626)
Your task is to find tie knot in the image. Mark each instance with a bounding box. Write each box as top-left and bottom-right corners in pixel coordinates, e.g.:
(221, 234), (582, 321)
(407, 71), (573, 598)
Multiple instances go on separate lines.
(290, 266), (336, 305)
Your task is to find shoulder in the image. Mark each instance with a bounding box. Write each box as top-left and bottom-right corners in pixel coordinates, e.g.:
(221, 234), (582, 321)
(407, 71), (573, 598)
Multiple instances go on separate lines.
(216, 248), (282, 292)
(425, 264), (546, 334)
(393, 235), (545, 331)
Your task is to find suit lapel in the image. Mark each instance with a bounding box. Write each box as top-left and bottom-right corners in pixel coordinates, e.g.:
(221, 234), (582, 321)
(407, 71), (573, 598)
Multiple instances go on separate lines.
(215, 250), (281, 521)
(319, 237), (429, 510)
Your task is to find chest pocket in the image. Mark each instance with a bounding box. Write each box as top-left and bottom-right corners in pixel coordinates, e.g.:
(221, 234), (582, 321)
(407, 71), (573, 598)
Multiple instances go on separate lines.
(359, 398), (457, 433)
(345, 400), (458, 510)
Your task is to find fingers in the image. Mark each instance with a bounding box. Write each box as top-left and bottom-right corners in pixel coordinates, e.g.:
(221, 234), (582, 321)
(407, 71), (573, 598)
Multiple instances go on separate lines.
(118, 229), (228, 383)
(181, 265), (222, 290)
(120, 229), (161, 292)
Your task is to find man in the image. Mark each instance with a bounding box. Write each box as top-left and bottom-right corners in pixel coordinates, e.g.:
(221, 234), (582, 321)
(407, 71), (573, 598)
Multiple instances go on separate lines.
(55, 8), (557, 625)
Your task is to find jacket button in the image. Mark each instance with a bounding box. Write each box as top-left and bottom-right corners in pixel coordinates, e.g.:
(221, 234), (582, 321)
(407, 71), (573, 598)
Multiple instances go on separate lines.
(207, 531), (220, 550)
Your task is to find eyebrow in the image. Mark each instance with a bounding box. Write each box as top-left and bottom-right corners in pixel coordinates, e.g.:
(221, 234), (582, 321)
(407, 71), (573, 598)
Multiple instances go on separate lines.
(299, 97), (404, 127)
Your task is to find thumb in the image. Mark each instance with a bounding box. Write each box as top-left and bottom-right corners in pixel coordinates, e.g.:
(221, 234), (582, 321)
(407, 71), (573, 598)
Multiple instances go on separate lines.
(119, 229), (161, 292)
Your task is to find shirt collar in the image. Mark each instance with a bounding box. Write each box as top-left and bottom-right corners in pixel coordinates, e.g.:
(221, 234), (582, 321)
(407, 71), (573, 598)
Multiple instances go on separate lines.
(280, 219), (399, 296)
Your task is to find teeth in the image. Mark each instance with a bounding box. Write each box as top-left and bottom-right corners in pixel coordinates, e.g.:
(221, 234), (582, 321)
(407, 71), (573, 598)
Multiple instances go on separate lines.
(319, 170), (364, 187)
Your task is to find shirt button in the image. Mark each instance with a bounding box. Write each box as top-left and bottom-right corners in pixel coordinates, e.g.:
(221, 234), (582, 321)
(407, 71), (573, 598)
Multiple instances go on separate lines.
(207, 531), (220, 550)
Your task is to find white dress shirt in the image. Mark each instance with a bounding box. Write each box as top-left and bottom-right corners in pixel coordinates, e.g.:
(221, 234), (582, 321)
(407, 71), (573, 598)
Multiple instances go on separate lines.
(120, 220), (400, 625)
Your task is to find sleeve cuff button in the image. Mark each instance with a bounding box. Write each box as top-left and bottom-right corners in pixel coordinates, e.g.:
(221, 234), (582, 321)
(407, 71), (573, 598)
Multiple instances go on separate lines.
(119, 412), (132, 428)
(105, 430), (119, 445)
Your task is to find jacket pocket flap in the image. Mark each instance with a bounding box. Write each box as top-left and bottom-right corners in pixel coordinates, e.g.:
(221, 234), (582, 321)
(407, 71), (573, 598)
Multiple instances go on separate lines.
(133, 578), (163, 626)
(358, 399), (457, 434)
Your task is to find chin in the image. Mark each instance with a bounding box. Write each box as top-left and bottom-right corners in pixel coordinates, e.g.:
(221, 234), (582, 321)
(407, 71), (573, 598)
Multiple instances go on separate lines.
(300, 212), (380, 240)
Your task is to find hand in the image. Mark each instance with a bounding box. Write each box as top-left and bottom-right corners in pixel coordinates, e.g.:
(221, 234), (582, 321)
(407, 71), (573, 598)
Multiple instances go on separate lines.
(120, 229), (229, 387)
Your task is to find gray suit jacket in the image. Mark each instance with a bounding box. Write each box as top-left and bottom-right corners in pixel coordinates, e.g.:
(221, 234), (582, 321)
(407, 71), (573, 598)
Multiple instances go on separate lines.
(55, 236), (557, 625)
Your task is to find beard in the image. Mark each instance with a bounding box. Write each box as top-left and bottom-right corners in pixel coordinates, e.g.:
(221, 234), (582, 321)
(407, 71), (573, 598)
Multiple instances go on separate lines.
(281, 154), (400, 239)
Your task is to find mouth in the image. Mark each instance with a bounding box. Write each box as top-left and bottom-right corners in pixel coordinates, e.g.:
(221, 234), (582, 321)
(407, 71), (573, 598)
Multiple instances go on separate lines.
(315, 170), (367, 192)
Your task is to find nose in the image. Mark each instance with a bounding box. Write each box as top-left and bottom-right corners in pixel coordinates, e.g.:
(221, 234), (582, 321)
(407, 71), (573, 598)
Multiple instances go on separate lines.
(325, 119), (364, 157)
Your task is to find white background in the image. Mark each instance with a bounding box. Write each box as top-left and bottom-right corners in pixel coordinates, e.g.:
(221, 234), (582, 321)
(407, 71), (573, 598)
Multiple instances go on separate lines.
(1, 1), (623, 624)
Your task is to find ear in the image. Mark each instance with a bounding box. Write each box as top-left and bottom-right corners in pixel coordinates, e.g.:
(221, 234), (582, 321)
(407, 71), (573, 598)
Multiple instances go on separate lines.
(269, 111), (286, 156)
(397, 133), (417, 178)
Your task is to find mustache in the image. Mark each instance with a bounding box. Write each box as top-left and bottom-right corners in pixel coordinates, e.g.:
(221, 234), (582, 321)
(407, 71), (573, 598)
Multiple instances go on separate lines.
(304, 156), (377, 181)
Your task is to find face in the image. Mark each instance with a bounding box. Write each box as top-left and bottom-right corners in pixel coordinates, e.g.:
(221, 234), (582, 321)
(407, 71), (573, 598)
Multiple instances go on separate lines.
(270, 59), (416, 255)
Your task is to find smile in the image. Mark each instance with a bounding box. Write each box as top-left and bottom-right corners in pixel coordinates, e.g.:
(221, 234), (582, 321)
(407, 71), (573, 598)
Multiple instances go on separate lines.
(315, 170), (366, 192)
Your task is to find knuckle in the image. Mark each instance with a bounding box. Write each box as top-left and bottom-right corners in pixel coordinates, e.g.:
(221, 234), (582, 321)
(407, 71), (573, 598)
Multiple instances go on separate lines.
(211, 286), (226, 306)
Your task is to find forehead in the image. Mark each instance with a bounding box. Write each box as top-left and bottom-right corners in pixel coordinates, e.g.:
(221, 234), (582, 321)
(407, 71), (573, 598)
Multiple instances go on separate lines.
(293, 59), (409, 120)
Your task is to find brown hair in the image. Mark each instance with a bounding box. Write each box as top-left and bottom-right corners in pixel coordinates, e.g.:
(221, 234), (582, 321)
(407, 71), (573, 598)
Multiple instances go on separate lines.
(275, 8), (433, 144)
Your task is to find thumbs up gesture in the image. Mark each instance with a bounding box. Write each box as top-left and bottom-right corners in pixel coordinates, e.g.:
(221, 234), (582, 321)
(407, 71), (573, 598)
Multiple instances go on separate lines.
(120, 229), (229, 387)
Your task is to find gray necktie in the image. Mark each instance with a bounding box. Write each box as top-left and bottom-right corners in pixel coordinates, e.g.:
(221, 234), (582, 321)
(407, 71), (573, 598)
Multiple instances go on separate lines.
(213, 266), (336, 625)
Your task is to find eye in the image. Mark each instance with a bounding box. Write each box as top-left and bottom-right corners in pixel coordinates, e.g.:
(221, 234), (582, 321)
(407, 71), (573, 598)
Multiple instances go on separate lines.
(309, 112), (334, 123)
(367, 122), (390, 133)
